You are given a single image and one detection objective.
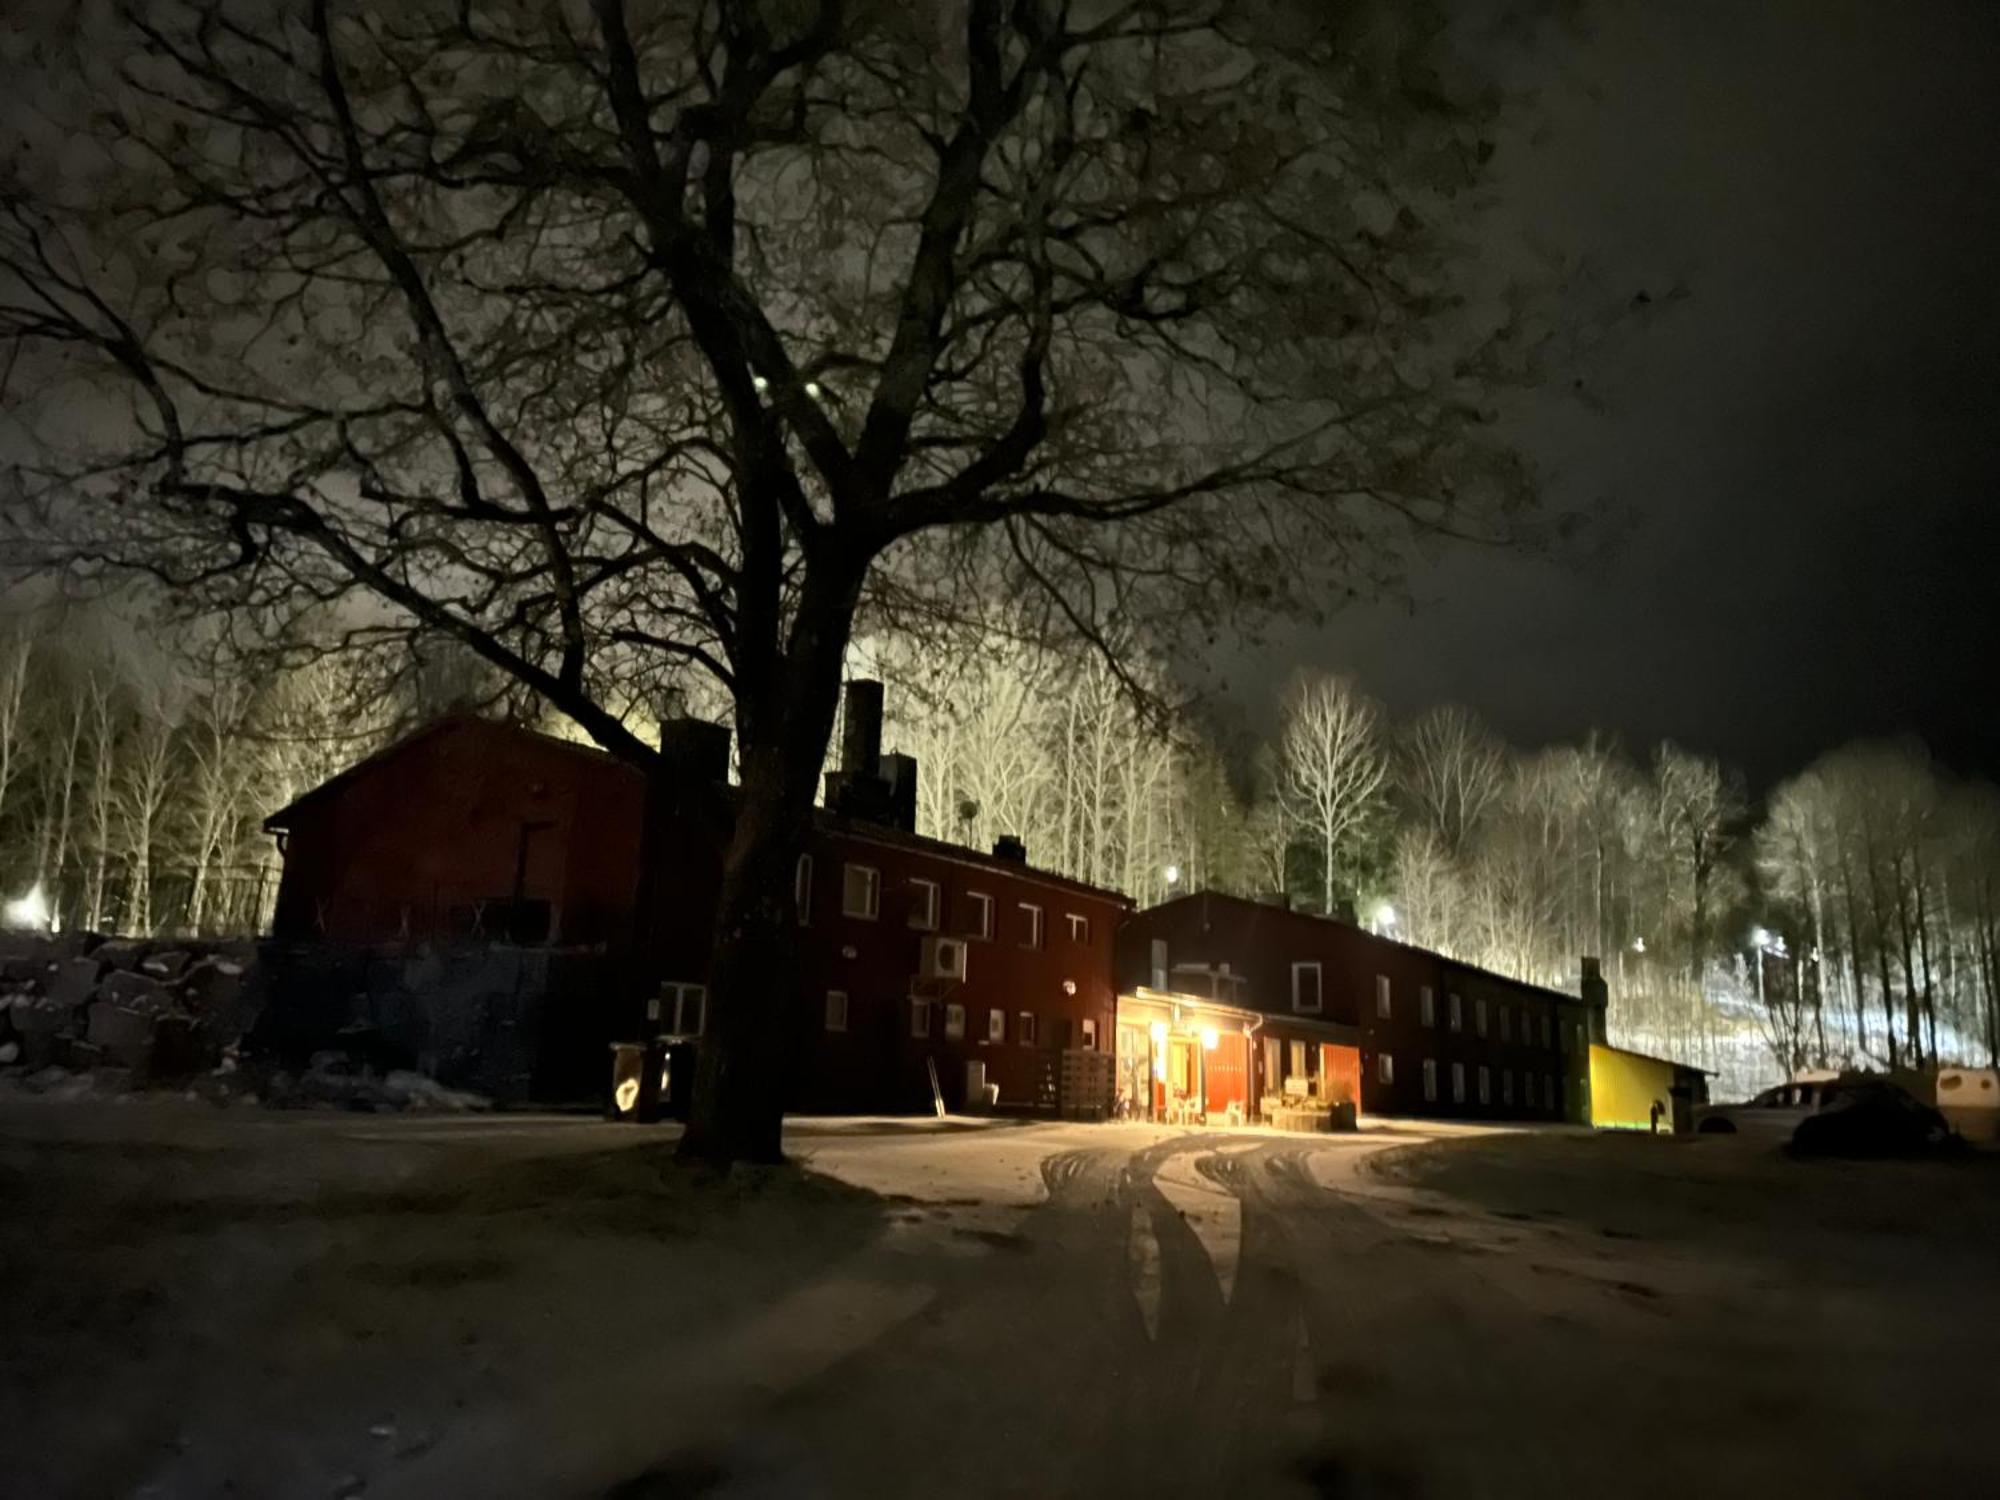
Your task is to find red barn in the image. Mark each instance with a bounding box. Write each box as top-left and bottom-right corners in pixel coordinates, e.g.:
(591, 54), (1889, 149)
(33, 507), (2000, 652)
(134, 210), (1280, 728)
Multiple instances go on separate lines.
(262, 688), (1128, 1113)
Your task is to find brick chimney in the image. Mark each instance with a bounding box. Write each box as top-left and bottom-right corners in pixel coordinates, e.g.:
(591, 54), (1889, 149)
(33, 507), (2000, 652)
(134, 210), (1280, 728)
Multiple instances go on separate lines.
(1580, 955), (1610, 1044)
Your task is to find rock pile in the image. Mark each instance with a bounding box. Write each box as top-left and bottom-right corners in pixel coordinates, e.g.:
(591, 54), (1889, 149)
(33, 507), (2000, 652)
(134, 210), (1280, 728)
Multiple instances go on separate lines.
(0, 932), (258, 1083)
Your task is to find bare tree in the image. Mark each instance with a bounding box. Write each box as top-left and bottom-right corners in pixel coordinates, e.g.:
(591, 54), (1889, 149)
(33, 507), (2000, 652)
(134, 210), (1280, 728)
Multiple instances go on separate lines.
(1277, 672), (1388, 917)
(1397, 704), (1505, 858)
(1, 2), (1534, 1160)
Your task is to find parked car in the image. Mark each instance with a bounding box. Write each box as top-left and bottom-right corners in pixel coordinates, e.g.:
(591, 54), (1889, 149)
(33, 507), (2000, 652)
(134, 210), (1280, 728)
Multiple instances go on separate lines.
(1789, 1079), (1958, 1158)
(1694, 1079), (1842, 1139)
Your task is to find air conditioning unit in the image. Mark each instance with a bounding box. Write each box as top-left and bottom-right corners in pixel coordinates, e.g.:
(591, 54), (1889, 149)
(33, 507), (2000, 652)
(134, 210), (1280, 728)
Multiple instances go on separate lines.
(919, 934), (969, 982)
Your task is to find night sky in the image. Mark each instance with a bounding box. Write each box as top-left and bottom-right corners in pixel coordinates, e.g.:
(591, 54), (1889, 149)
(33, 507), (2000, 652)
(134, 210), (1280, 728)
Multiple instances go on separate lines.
(1225, 0), (2000, 790)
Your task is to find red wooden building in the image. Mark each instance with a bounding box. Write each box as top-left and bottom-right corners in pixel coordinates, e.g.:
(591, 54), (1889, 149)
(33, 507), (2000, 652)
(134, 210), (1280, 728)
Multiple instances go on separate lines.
(262, 686), (1128, 1113)
(1117, 891), (1599, 1126)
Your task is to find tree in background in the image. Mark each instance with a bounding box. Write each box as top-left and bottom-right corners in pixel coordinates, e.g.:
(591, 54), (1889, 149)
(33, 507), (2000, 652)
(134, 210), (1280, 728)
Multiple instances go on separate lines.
(1, 1), (1534, 1160)
(1276, 672), (1389, 917)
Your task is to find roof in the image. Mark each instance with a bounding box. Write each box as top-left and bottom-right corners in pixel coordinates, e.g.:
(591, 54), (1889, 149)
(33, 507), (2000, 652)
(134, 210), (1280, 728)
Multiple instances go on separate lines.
(261, 712), (1130, 907)
(1138, 890), (1598, 1010)
(262, 713), (635, 832)
(1590, 1041), (1715, 1076)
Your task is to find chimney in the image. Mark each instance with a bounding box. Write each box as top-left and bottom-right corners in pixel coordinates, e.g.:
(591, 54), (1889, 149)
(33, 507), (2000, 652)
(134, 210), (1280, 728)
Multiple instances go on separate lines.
(992, 834), (1027, 864)
(879, 752), (918, 834)
(1579, 955), (1610, 1044)
(659, 717), (731, 784)
(839, 680), (884, 779)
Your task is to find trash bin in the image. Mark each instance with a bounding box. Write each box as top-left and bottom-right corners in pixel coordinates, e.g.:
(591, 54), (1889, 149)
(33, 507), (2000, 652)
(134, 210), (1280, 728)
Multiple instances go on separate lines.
(609, 1039), (666, 1122)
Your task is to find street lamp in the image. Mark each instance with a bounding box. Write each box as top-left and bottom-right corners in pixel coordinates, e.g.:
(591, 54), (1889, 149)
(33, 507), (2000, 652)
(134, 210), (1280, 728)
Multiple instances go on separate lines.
(1373, 902), (1398, 935)
(1164, 864), (1181, 890)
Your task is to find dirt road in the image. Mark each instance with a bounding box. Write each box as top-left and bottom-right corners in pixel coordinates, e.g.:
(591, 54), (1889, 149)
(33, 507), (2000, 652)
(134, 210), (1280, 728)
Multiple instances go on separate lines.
(2, 1098), (1994, 1499)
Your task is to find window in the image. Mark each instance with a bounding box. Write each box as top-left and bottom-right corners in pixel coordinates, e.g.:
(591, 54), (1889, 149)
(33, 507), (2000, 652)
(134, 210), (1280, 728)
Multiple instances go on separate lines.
(656, 982), (705, 1036)
(986, 1008), (1007, 1043)
(842, 863), (880, 920)
(1018, 1011), (1038, 1046)
(1542, 1016), (1553, 1048)
(1018, 902), (1044, 949)
(1066, 912), (1091, 944)
(967, 890), (994, 940)
(1080, 1018), (1098, 1050)
(1421, 986), (1436, 1027)
(1292, 961), (1323, 1014)
(794, 855), (813, 926)
(1422, 1058), (1438, 1102)
(911, 1000), (932, 1039)
(1288, 1039), (1308, 1080)
(1149, 937), (1169, 989)
(1475, 998), (1488, 1038)
(1451, 1062), (1466, 1105)
(908, 878), (939, 931)
(824, 990), (849, 1033)
(1448, 992), (1463, 1032)
(1503, 1070), (1514, 1106)
(1375, 975), (1392, 1020)
(944, 1003), (966, 1040)
(1378, 1052), (1395, 1086)
(1478, 1066), (1491, 1105)
(1499, 1006), (1511, 1043)
(1544, 1074), (1555, 1110)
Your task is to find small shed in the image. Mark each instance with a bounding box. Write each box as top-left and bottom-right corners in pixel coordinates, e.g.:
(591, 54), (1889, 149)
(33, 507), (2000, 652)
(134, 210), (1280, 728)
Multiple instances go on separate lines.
(1589, 1043), (1711, 1133)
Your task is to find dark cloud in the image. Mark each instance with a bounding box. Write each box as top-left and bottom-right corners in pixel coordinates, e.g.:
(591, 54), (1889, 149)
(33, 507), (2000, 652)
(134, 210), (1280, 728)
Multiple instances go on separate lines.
(1220, 0), (2000, 788)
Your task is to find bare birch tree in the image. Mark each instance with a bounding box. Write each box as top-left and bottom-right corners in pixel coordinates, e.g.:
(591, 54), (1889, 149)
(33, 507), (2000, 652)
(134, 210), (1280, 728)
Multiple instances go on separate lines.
(1277, 672), (1388, 916)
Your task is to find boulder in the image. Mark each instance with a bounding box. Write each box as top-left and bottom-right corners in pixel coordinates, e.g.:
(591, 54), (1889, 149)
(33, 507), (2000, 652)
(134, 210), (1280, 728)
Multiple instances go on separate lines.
(86, 1002), (159, 1067)
(0, 1038), (18, 1066)
(98, 969), (175, 1013)
(140, 949), (194, 981)
(92, 939), (146, 972)
(181, 957), (246, 1021)
(49, 958), (104, 1007)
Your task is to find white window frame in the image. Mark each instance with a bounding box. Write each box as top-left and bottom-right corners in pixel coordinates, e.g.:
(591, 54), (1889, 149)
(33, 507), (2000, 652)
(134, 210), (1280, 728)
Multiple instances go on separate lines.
(841, 863), (880, 920)
(944, 1003), (966, 1040)
(1018, 902), (1044, 950)
(1375, 974), (1392, 1021)
(1451, 1061), (1466, 1105)
(1291, 960), (1323, 1015)
(1066, 912), (1090, 944)
(824, 990), (849, 1033)
(907, 877), (940, 931)
(986, 1007), (1007, 1044)
(1377, 1052), (1394, 1086)
(794, 854), (813, 926)
(660, 981), (706, 1036)
(1478, 1065), (1490, 1105)
(1018, 1011), (1038, 1046)
(967, 890), (994, 940)
(1420, 986), (1435, 1027)
(911, 999), (932, 1039)
(1448, 992), (1463, 1033)
(1422, 1058), (1438, 1103)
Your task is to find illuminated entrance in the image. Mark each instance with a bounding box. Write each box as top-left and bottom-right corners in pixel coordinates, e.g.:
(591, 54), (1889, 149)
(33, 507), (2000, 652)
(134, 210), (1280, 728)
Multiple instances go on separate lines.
(1116, 987), (1358, 1127)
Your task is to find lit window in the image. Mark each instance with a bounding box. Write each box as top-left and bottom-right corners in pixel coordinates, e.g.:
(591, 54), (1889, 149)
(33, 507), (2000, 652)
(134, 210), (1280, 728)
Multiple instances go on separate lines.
(1019, 1011), (1038, 1046)
(911, 1000), (932, 1039)
(944, 1003), (965, 1040)
(987, 1008), (1006, 1044)
(794, 855), (813, 926)
(908, 878), (939, 931)
(1448, 992), (1463, 1032)
(660, 982), (705, 1036)
(1421, 986), (1435, 1027)
(1066, 912), (1090, 943)
(1422, 1058), (1438, 1102)
(1451, 1061), (1466, 1105)
(1475, 998), (1488, 1038)
(1375, 974), (1392, 1020)
(1478, 1065), (1490, 1105)
(842, 863), (880, 920)
(1018, 903), (1044, 949)
(1292, 961), (1323, 1014)
(1378, 1052), (1395, 1086)
(824, 990), (848, 1033)
(967, 891), (993, 940)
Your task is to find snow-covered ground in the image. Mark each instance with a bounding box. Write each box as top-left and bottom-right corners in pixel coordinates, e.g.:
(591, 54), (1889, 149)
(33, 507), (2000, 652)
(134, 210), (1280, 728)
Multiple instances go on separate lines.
(3, 1098), (1995, 1498)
